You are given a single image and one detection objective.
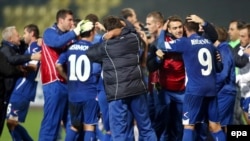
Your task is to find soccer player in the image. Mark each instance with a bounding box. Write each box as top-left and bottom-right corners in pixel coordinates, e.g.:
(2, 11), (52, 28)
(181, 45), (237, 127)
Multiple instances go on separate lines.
(95, 75), (112, 141)
(144, 11), (168, 140)
(156, 17), (225, 141)
(85, 13), (106, 44)
(147, 13), (218, 141)
(38, 9), (93, 140)
(56, 19), (99, 141)
(84, 15), (108, 141)
(214, 26), (237, 132)
(86, 16), (157, 141)
(6, 24), (41, 141)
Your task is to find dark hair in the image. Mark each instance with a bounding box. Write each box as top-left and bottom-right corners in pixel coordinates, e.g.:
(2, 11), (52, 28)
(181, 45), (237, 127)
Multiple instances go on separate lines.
(120, 8), (134, 19)
(215, 26), (228, 42)
(24, 24), (39, 38)
(167, 15), (183, 27)
(229, 20), (246, 30)
(56, 9), (73, 22)
(102, 15), (124, 31)
(240, 23), (250, 38)
(184, 19), (199, 33)
(79, 29), (94, 38)
(85, 13), (99, 24)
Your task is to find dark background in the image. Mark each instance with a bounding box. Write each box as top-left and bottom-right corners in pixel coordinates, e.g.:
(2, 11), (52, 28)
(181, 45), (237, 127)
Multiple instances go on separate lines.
(0, 0), (249, 33)
(109, 0), (249, 27)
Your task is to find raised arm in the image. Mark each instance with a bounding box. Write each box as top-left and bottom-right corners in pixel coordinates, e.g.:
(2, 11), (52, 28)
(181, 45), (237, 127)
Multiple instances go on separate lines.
(186, 14), (218, 43)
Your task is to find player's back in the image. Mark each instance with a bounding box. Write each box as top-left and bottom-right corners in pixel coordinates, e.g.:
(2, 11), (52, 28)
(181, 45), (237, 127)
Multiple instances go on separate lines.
(157, 32), (218, 96)
(64, 40), (101, 101)
(182, 34), (217, 96)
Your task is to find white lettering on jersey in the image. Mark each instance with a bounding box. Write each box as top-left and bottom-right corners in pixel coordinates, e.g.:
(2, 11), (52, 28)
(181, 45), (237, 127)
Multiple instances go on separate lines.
(191, 39), (210, 45)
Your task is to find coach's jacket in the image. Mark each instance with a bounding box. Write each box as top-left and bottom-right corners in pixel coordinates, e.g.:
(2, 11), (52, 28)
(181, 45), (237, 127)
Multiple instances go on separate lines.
(0, 40), (29, 135)
(86, 26), (147, 102)
(0, 40), (31, 92)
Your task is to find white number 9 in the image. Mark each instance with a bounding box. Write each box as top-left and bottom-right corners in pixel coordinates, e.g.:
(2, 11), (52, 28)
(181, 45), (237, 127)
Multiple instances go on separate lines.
(198, 48), (212, 76)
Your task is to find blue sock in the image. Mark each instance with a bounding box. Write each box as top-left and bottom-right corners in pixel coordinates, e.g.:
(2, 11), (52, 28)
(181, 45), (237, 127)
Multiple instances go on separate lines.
(182, 128), (195, 141)
(15, 125), (33, 141)
(211, 130), (226, 141)
(9, 130), (22, 141)
(65, 128), (79, 141)
(84, 131), (96, 141)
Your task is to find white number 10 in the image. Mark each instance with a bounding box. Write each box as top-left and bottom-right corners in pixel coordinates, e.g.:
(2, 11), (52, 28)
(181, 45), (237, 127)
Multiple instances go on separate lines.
(198, 48), (212, 76)
(68, 54), (91, 81)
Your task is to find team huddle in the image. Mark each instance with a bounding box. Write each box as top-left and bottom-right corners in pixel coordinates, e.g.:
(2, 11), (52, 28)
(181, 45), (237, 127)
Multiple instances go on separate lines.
(0, 7), (249, 141)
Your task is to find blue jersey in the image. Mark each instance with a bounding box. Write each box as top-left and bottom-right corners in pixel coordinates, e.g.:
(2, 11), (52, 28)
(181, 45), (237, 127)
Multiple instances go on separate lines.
(57, 40), (102, 102)
(92, 33), (102, 44)
(216, 42), (236, 94)
(157, 31), (217, 96)
(10, 42), (41, 102)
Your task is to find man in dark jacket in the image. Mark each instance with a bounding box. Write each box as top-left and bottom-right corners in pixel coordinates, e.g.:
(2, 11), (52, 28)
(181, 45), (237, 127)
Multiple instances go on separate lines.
(0, 51), (23, 136)
(87, 16), (156, 141)
(0, 26), (40, 136)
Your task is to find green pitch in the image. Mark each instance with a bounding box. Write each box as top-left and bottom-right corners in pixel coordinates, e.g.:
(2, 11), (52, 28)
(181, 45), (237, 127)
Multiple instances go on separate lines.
(0, 106), (66, 141)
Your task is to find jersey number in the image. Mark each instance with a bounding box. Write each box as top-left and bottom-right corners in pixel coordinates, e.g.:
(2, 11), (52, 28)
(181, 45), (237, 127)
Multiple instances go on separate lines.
(198, 48), (212, 76)
(68, 54), (91, 81)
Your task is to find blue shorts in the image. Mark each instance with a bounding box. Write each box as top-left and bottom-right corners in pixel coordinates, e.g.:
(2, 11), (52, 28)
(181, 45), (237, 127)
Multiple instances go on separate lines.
(6, 99), (30, 122)
(240, 97), (250, 119)
(218, 93), (236, 126)
(69, 99), (99, 125)
(182, 95), (219, 125)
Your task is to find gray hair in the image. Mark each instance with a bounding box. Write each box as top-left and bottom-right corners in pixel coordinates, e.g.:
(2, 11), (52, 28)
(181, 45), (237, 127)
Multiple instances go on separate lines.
(2, 26), (16, 41)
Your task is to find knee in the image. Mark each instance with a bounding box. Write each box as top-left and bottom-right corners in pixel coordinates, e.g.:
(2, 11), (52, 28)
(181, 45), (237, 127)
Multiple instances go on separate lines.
(6, 119), (18, 130)
(208, 121), (222, 132)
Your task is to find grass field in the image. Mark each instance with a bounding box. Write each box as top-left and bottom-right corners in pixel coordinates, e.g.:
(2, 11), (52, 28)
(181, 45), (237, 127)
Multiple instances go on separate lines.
(0, 106), (65, 141)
